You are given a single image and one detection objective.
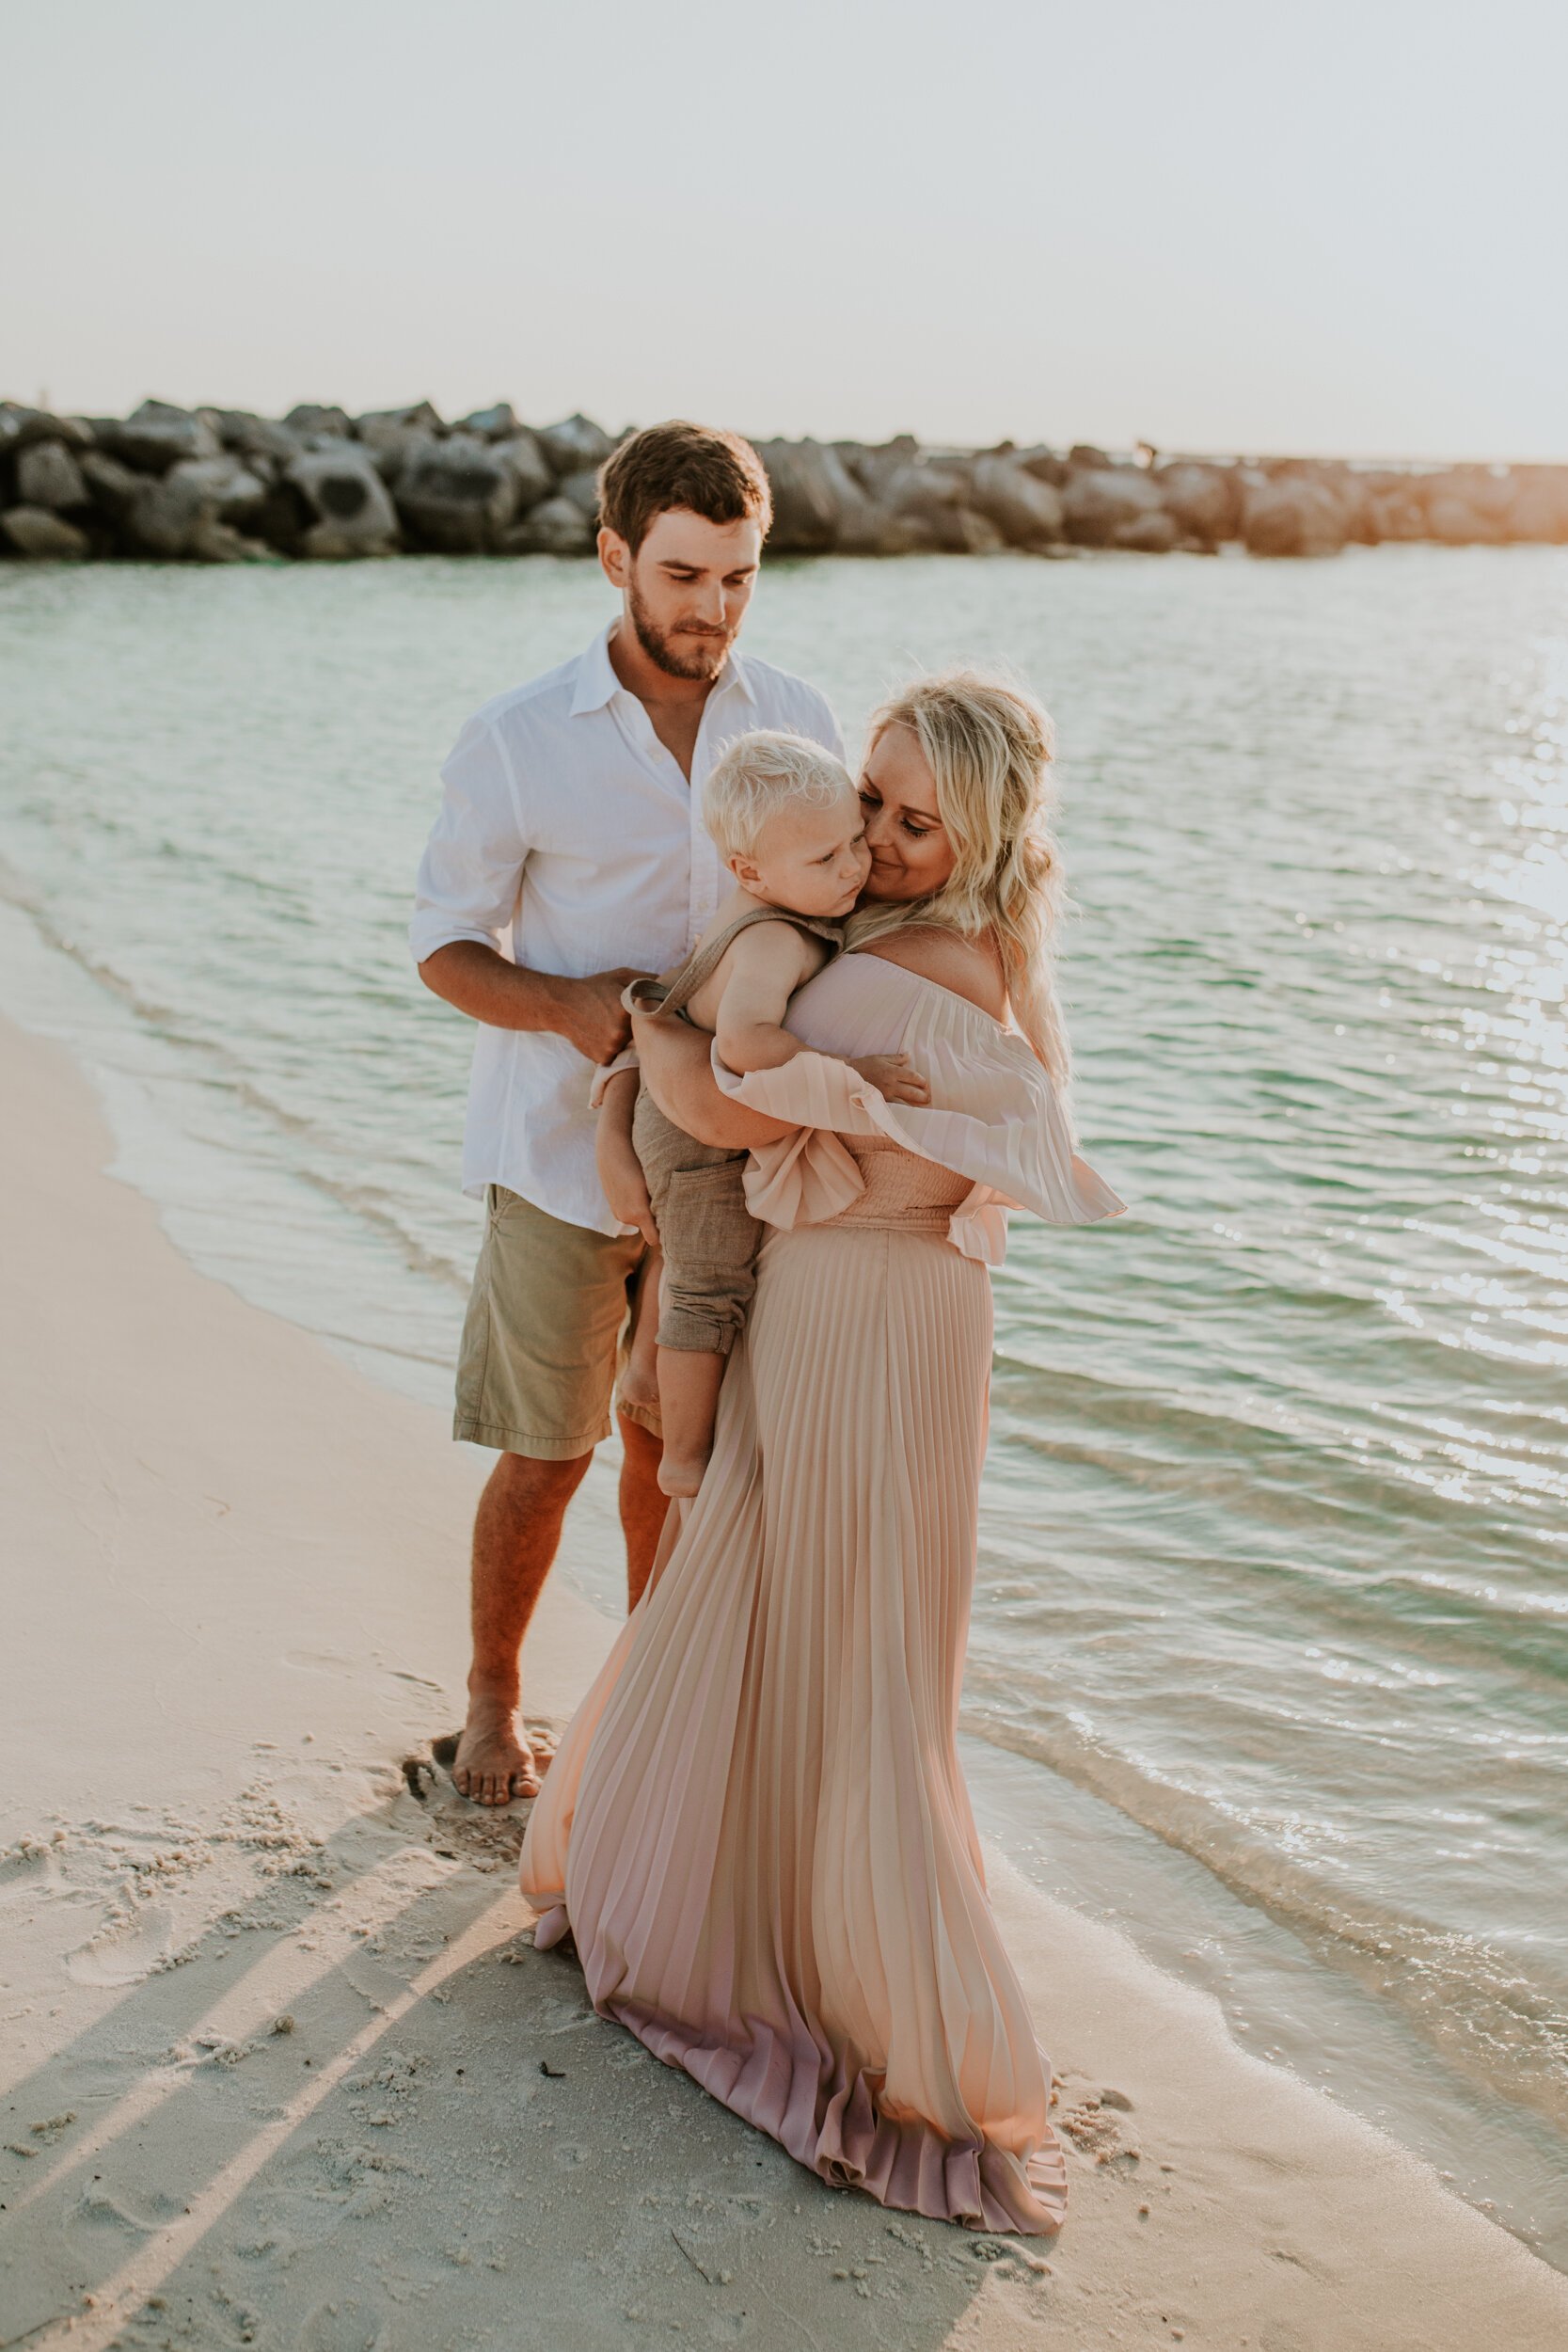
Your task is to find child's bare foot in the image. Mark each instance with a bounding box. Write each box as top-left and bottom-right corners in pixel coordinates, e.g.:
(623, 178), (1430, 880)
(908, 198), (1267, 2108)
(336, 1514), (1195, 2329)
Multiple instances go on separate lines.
(657, 1445), (710, 1499)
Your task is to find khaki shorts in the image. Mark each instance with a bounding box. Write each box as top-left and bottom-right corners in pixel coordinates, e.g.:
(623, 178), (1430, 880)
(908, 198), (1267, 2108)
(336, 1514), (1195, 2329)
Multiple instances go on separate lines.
(454, 1187), (660, 1459)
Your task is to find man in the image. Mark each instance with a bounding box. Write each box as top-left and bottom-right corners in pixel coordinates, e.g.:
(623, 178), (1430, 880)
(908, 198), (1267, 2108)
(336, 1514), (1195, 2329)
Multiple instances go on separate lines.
(411, 420), (844, 1805)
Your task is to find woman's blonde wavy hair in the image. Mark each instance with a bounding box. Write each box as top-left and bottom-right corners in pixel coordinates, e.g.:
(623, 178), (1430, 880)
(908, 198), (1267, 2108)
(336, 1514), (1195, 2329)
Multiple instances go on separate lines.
(847, 667), (1074, 1104)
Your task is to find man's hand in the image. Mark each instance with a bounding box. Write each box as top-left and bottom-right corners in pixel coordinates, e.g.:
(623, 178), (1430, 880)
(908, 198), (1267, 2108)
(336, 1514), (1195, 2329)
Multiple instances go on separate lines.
(594, 1064), (658, 1246)
(849, 1052), (932, 1106)
(553, 969), (650, 1065)
(417, 943), (650, 1061)
(596, 1126), (659, 1248)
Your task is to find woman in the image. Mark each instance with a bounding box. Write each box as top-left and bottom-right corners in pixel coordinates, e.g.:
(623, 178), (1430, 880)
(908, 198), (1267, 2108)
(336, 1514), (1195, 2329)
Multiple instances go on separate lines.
(519, 670), (1123, 2233)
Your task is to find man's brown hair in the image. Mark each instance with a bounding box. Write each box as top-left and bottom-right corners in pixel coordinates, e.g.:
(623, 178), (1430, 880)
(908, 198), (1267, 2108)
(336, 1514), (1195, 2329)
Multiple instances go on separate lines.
(597, 421), (773, 553)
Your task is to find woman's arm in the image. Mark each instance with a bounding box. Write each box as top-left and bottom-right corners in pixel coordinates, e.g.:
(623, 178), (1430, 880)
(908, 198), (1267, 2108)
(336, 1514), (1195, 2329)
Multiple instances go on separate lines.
(631, 1011), (795, 1149)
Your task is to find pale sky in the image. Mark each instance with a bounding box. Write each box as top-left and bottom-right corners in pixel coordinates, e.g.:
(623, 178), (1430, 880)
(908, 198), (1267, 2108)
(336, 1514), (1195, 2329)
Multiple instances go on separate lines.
(5, 0), (1566, 461)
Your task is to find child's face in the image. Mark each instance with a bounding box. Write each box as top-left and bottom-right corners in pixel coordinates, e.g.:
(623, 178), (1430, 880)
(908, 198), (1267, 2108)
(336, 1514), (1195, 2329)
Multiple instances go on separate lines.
(733, 789), (872, 918)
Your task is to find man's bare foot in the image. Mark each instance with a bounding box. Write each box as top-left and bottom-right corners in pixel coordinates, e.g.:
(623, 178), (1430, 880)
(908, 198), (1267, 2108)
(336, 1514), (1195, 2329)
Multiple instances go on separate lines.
(657, 1445), (709, 1500)
(446, 1697), (540, 1805)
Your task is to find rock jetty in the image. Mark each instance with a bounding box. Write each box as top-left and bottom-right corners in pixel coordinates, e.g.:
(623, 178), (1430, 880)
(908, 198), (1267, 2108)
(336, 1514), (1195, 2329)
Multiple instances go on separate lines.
(4, 398), (1566, 563)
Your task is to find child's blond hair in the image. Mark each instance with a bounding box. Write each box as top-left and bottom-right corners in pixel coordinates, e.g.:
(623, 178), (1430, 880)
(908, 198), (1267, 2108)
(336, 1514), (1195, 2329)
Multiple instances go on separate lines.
(703, 730), (856, 864)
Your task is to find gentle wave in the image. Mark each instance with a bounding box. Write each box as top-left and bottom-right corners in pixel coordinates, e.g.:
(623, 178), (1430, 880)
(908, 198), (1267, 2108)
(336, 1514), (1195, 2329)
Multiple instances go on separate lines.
(958, 1699), (1568, 2133)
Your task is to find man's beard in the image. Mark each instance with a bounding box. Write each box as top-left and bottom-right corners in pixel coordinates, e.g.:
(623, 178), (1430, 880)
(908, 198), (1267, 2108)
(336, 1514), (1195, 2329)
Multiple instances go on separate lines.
(627, 579), (735, 681)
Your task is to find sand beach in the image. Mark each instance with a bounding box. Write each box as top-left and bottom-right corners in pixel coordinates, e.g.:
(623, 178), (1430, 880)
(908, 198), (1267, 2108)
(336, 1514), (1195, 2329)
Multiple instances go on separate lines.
(5, 1008), (1566, 2348)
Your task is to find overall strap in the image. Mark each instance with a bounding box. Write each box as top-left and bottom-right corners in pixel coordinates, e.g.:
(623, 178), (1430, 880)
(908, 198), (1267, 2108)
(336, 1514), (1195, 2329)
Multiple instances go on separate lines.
(659, 906), (844, 1019)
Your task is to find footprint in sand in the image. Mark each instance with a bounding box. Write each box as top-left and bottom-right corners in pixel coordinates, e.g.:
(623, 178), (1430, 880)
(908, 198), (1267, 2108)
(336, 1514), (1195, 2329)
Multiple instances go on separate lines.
(298, 2297), (388, 2352)
(1060, 2088), (1141, 2169)
(66, 1902), (173, 1985)
(1, 1837), (66, 1901)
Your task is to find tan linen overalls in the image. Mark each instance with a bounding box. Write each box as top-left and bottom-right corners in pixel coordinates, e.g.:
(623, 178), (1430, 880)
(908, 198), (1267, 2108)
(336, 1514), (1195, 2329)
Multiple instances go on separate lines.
(626, 904), (843, 1354)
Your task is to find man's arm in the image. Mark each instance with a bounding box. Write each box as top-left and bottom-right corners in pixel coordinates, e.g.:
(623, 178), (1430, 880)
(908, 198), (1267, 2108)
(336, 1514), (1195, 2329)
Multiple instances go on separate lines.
(410, 711), (646, 1062)
(419, 943), (644, 1065)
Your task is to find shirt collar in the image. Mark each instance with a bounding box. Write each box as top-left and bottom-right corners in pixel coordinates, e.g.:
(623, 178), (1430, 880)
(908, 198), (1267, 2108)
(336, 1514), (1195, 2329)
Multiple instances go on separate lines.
(569, 618), (758, 717)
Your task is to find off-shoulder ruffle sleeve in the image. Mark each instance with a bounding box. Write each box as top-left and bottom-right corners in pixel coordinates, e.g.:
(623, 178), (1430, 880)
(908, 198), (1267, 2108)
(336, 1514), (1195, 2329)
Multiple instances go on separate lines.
(709, 965), (1124, 1261)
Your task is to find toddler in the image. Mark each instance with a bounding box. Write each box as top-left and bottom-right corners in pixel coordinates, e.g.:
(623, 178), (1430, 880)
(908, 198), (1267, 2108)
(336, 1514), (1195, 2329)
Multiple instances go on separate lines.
(596, 730), (928, 1497)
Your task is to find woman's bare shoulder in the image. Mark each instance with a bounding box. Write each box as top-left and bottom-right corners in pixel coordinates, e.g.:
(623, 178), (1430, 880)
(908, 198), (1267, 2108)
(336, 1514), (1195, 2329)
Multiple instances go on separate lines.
(854, 925), (1008, 1021)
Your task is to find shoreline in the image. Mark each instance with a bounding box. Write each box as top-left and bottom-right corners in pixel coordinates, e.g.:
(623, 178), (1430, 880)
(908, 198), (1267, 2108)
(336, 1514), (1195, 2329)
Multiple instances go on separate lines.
(4, 1010), (1568, 2347)
(5, 879), (1564, 2265)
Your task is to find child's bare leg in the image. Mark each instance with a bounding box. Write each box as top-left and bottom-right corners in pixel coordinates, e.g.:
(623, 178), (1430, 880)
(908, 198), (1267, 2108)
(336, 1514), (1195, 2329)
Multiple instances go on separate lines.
(657, 1346), (726, 1498)
(621, 1249), (662, 1415)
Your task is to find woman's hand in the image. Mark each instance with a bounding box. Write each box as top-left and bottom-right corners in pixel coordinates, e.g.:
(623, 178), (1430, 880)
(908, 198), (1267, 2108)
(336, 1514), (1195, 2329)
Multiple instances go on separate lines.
(633, 1011), (794, 1150)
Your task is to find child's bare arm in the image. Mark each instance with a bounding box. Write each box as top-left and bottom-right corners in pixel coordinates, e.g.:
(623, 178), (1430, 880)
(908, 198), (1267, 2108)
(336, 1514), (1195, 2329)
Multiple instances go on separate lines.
(710, 926), (825, 1073)
(594, 1067), (657, 1246)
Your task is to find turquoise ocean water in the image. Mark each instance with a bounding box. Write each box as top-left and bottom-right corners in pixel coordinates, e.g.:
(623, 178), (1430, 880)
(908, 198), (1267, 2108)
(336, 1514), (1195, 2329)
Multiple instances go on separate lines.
(1, 548), (1564, 2258)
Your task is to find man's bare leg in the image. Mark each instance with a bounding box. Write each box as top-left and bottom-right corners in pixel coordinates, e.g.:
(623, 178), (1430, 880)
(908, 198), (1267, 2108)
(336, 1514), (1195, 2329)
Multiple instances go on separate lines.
(453, 1450), (591, 1805)
(617, 1409), (668, 1611)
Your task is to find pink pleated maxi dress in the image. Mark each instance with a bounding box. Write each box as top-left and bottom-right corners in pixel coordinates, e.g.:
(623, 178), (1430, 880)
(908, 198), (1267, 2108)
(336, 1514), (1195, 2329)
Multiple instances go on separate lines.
(519, 955), (1124, 2233)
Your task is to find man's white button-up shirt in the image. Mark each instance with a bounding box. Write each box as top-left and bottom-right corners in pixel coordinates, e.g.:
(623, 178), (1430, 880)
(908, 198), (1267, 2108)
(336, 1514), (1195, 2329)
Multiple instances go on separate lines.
(410, 620), (845, 1235)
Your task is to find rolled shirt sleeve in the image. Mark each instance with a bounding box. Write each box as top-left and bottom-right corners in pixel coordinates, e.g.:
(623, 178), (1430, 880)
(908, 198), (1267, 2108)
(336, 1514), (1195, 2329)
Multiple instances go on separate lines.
(409, 715), (528, 967)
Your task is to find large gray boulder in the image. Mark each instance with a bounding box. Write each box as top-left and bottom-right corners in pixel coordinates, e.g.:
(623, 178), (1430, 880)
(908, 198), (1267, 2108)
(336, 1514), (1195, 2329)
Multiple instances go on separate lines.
(1154, 462), (1239, 544)
(361, 424), (439, 487)
(178, 454), (272, 532)
(879, 457), (972, 525)
(830, 453), (929, 554)
(17, 439), (88, 510)
(1115, 507), (1181, 553)
(1242, 477), (1349, 557)
(491, 430), (554, 511)
(394, 433), (518, 551)
(916, 505), (1007, 554)
(499, 495), (594, 555)
(204, 409), (303, 467)
(79, 450), (145, 524)
(969, 455), (1065, 548)
(459, 402), (518, 440)
(757, 439), (851, 552)
(834, 436), (918, 497)
(872, 457), (1006, 553)
(537, 414), (615, 476)
(1061, 464), (1167, 548)
(284, 446), (400, 557)
(554, 466), (602, 524)
(1421, 469), (1511, 545)
(283, 403), (352, 439)
(1, 405), (94, 453)
(102, 400), (220, 473)
(122, 458), (267, 560)
(1503, 469), (1568, 542)
(1012, 445), (1069, 486)
(2, 505), (89, 557)
(1363, 472), (1429, 541)
(355, 405), (443, 475)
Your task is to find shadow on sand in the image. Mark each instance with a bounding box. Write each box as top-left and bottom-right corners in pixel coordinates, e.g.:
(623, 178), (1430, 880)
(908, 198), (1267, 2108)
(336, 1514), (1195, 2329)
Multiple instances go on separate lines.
(1, 1765), (1059, 2351)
